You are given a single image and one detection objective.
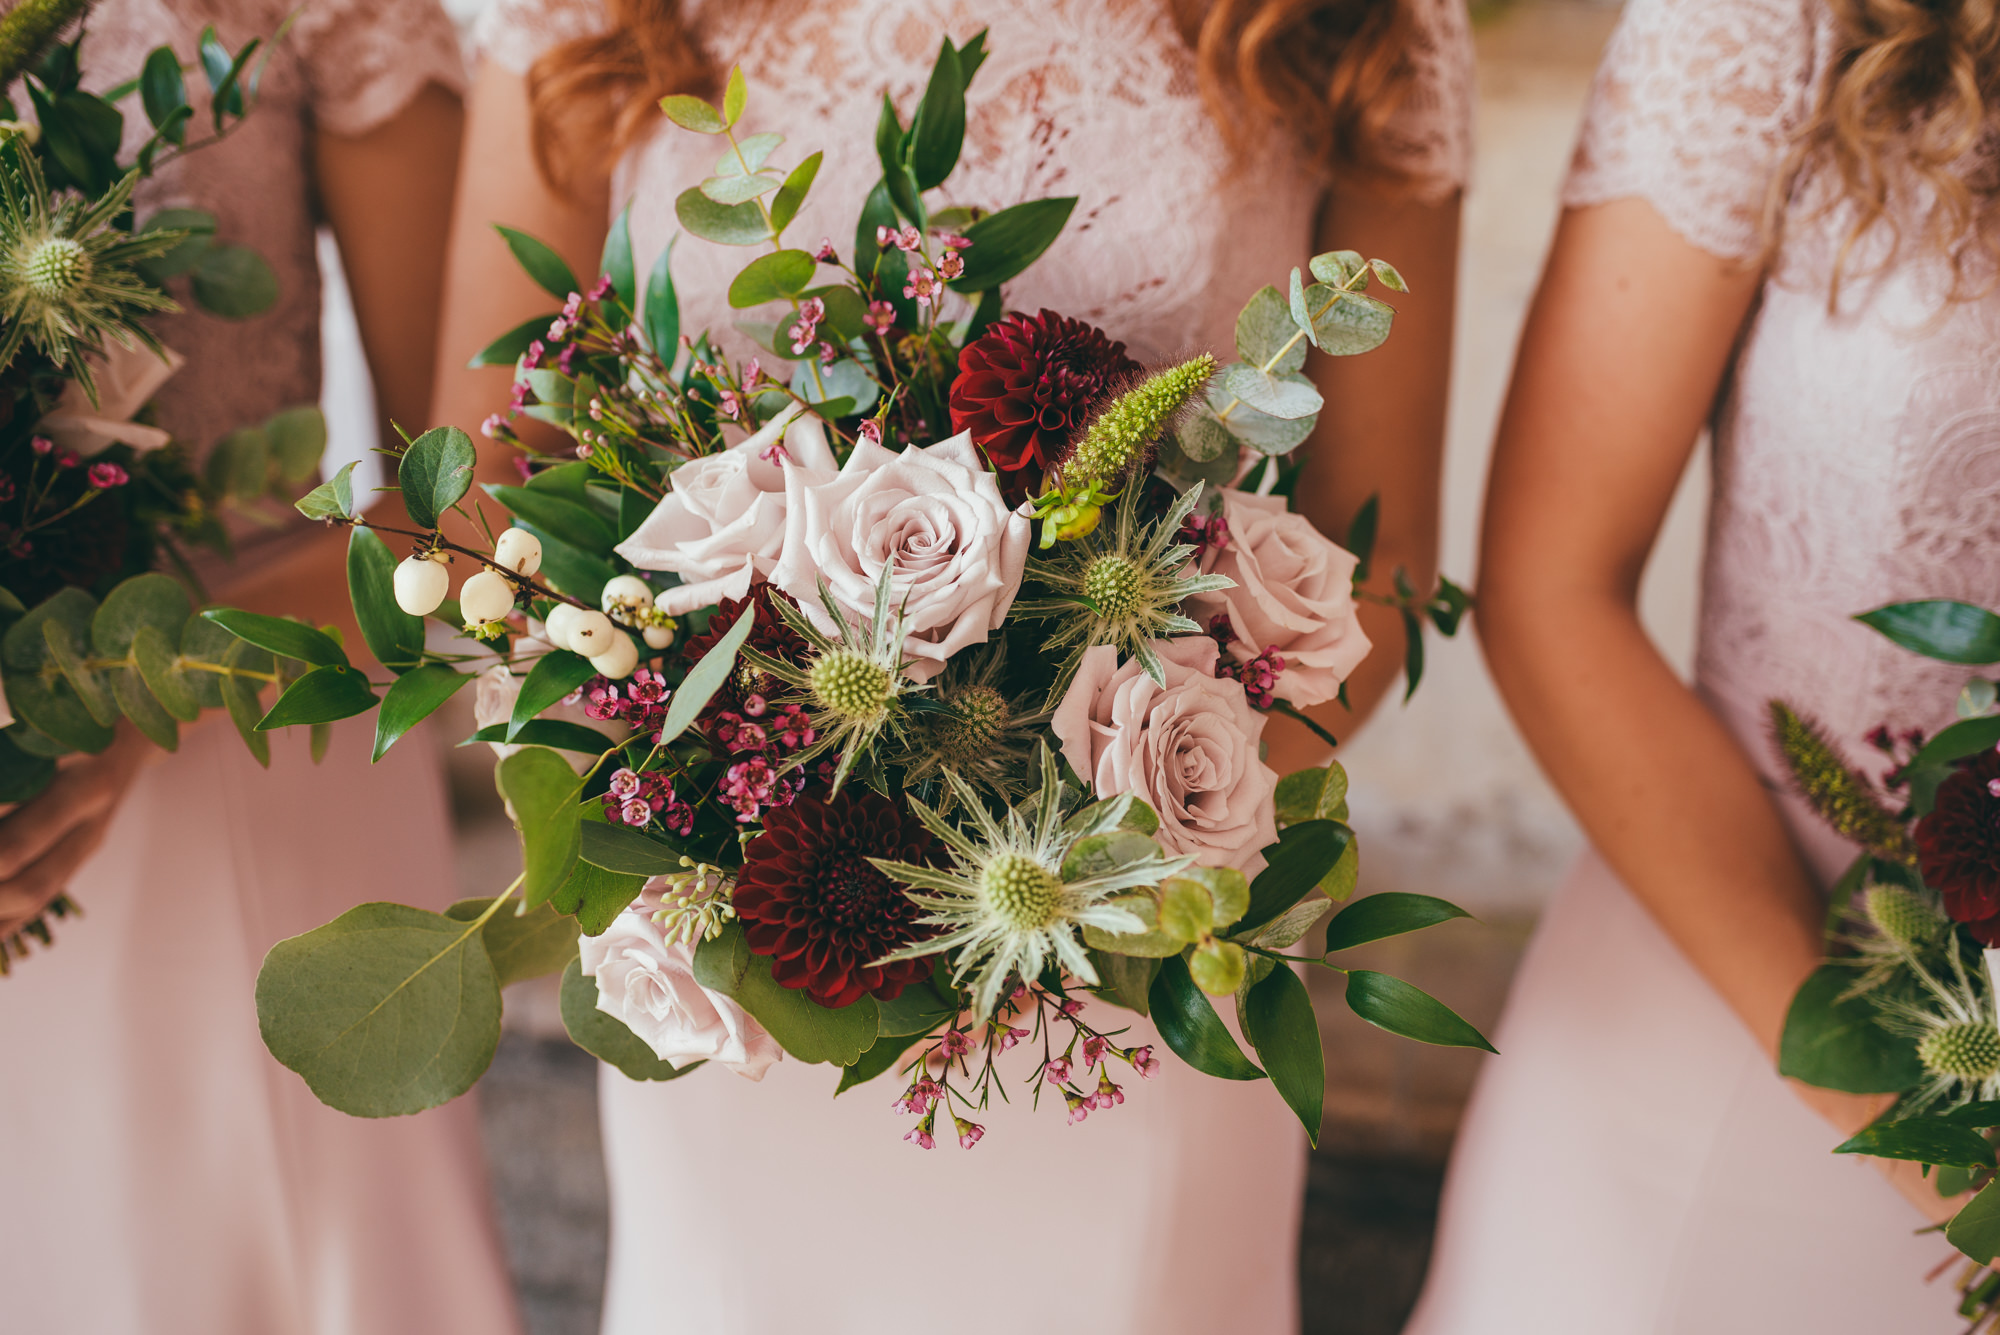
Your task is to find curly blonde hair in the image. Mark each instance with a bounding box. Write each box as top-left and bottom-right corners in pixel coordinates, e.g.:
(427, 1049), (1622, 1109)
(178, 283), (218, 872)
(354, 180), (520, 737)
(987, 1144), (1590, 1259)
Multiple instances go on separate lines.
(1771, 0), (2000, 302)
(525, 0), (1423, 193)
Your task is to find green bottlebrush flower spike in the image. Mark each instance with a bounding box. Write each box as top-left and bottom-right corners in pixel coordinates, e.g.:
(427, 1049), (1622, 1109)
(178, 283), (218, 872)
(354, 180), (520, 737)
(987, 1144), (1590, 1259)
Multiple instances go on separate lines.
(1767, 701), (1912, 863)
(868, 744), (1191, 1020)
(1032, 353), (1215, 547)
(0, 147), (181, 402)
(1013, 481), (1235, 704)
(740, 563), (925, 795)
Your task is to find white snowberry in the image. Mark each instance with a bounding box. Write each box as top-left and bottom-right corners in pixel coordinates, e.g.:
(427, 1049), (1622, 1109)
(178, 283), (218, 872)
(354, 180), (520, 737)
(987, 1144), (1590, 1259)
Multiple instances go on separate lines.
(642, 624), (675, 649)
(543, 602), (585, 652)
(460, 569), (516, 624)
(493, 527), (543, 577)
(393, 554), (449, 617)
(600, 574), (651, 611)
(589, 633), (639, 680)
(568, 609), (617, 656)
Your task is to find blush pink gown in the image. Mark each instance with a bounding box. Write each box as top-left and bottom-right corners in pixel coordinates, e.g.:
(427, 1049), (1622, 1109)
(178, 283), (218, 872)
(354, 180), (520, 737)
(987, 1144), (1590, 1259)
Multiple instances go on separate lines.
(1407, 1), (2000, 1331)
(475, 2), (1470, 1331)
(0, 3), (521, 1332)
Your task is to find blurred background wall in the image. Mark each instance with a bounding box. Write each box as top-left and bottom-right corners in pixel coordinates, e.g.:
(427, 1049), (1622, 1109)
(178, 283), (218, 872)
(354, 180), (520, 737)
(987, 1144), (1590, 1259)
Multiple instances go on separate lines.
(307, 2), (1708, 1330)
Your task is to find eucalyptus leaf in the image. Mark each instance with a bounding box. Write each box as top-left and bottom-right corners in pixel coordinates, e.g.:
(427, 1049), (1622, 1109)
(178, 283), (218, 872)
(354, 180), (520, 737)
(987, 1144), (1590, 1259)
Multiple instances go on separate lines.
(716, 132), (783, 176)
(92, 572), (190, 658)
(42, 619), (116, 728)
(112, 668), (177, 750)
(700, 171), (781, 207)
(256, 902), (502, 1117)
(1301, 285), (1395, 358)
(446, 896), (581, 988)
(659, 94), (726, 135)
(4, 589), (113, 753)
(727, 249), (817, 308)
(1235, 285), (1308, 375)
(132, 623), (198, 722)
(675, 187), (772, 246)
(496, 747), (584, 909)
(656, 608), (756, 745)
(190, 244), (278, 318)
(549, 856), (647, 936)
(559, 957), (697, 1080)
(266, 406), (327, 484)
(769, 151), (822, 235)
(1218, 364), (1323, 421)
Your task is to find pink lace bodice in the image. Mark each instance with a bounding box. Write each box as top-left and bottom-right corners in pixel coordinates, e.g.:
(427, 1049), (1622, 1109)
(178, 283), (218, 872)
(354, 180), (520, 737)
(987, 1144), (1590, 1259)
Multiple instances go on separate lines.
(478, 0), (1471, 367)
(1564, 0), (2000, 881)
(79, 0), (465, 577)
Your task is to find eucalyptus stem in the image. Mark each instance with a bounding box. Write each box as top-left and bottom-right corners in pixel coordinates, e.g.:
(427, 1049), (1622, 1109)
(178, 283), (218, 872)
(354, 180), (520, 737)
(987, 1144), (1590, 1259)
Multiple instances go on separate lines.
(1211, 268), (1369, 427)
(0, 0), (90, 89)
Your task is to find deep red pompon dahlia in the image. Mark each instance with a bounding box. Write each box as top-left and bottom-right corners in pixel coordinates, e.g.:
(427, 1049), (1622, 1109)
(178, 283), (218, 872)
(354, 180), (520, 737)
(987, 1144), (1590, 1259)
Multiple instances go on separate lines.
(734, 790), (939, 1007)
(1916, 748), (2000, 944)
(949, 309), (1141, 502)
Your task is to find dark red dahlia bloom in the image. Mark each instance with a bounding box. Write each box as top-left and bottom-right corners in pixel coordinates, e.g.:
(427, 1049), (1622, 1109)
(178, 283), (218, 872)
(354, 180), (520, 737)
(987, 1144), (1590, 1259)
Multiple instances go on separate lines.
(734, 791), (938, 1007)
(949, 309), (1140, 502)
(681, 583), (811, 737)
(1916, 748), (2000, 943)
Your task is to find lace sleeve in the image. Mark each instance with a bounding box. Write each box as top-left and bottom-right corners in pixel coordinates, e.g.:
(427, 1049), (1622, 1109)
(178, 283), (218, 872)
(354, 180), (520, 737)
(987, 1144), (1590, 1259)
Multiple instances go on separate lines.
(1380, 0), (1474, 201)
(475, 0), (612, 75)
(1561, 0), (1821, 260)
(290, 0), (468, 138)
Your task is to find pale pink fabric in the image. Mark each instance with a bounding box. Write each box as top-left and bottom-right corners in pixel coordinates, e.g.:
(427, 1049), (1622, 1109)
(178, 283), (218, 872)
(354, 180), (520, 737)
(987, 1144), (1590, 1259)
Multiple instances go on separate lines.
(0, 4), (522, 1332)
(1409, 0), (1996, 1329)
(474, 2), (1472, 1331)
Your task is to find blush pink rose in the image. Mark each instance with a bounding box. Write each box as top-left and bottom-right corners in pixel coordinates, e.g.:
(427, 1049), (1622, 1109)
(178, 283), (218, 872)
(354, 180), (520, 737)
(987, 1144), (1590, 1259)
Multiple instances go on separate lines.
(614, 403), (837, 615)
(580, 891), (781, 1080)
(771, 430), (1028, 682)
(1185, 489), (1370, 708)
(1050, 637), (1279, 873)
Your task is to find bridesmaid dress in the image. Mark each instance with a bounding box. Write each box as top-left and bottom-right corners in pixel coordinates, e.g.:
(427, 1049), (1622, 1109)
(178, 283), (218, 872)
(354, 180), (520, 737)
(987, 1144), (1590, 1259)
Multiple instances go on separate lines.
(1407, 1), (2000, 1331)
(0, 4), (522, 1333)
(475, 2), (1469, 1332)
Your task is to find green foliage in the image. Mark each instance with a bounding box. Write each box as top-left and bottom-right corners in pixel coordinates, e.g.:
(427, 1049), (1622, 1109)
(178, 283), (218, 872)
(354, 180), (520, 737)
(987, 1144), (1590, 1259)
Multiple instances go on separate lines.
(1243, 963), (1324, 1145)
(642, 238), (679, 357)
(202, 608), (346, 667)
(296, 460), (357, 522)
(1238, 819), (1353, 936)
(559, 957), (697, 1081)
(495, 224), (579, 301)
(445, 896), (580, 988)
(1952, 1182), (2000, 1265)
(470, 314), (556, 369)
(836, 1031), (921, 1095)
(1149, 954), (1265, 1080)
(768, 152), (821, 234)
(189, 244), (277, 318)
(1779, 962), (1925, 1093)
(1858, 600), (2000, 665)
(1275, 762), (1349, 827)
(346, 527), (424, 672)
(949, 197), (1076, 292)
(549, 857), (647, 936)
(1344, 971), (1495, 1052)
(507, 650), (596, 740)
(397, 426), (477, 530)
(726, 248), (816, 308)
(463, 718), (611, 755)
(675, 187), (771, 246)
(488, 484), (617, 551)
(600, 204), (636, 314)
(373, 663), (470, 761)
(657, 607), (756, 745)
(256, 902), (502, 1118)
(496, 746), (584, 909)
(693, 922), (879, 1065)
(4, 587), (113, 752)
(579, 820), (685, 876)
(1322, 892), (1472, 953)
(256, 663), (376, 730)
(1834, 1116), (1997, 1171)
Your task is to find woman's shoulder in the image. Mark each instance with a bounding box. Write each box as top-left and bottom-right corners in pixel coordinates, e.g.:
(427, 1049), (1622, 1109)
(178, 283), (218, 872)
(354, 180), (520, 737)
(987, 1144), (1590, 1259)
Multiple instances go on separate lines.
(1562, 0), (1828, 261)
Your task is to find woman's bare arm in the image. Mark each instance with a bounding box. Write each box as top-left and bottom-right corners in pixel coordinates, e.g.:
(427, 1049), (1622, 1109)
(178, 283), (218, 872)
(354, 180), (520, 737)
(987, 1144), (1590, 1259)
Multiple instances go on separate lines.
(1266, 184), (1460, 772)
(1478, 198), (1945, 1215)
(432, 61), (611, 487)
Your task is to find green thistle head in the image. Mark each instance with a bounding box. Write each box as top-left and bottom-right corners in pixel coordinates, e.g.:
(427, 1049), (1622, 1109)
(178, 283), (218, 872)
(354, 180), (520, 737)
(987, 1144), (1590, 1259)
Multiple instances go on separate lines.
(0, 148), (181, 400)
(981, 852), (1063, 931)
(809, 650), (892, 721)
(1768, 701), (1911, 862)
(1919, 1021), (2000, 1081)
(1865, 884), (1943, 953)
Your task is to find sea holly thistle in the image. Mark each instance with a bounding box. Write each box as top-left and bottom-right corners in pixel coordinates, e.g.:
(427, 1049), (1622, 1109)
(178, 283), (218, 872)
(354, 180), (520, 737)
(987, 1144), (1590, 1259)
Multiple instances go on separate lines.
(0, 146), (180, 399)
(739, 563), (926, 794)
(894, 641), (1048, 804)
(870, 745), (1190, 1020)
(1014, 481), (1235, 702)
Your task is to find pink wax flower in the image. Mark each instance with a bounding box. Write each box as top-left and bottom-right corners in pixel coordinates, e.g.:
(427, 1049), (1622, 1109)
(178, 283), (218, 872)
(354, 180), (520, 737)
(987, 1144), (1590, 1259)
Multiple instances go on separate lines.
(87, 461), (127, 489)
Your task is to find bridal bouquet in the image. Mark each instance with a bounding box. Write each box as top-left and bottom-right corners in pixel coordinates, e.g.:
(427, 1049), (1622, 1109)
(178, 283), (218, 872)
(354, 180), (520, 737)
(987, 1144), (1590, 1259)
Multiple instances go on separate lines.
(1777, 599), (2000, 1320)
(0, 11), (316, 970)
(235, 35), (1487, 1143)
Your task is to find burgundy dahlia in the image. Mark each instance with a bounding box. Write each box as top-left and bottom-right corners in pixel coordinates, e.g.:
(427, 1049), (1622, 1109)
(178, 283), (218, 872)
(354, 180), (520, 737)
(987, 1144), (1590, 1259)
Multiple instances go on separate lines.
(949, 309), (1141, 502)
(1915, 748), (2000, 943)
(733, 790), (939, 1007)
(681, 583), (811, 743)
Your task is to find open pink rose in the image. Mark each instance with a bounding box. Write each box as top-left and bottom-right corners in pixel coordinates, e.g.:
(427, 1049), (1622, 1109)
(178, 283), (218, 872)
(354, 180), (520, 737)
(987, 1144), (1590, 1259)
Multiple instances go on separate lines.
(1051, 637), (1279, 873)
(1186, 489), (1370, 708)
(581, 891), (781, 1080)
(614, 403), (837, 615)
(771, 430), (1027, 681)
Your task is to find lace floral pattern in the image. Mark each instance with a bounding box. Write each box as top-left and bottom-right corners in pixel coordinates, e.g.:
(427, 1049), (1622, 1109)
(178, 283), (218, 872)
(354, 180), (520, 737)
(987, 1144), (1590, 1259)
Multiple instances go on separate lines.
(81, 0), (465, 585)
(1561, 0), (2000, 880)
(477, 0), (1472, 366)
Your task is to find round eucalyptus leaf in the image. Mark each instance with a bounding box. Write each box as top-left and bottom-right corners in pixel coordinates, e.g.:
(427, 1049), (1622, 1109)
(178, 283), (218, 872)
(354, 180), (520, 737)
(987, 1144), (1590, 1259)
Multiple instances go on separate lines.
(42, 618), (117, 728)
(178, 612), (238, 710)
(0, 729), (54, 803)
(112, 667), (178, 751)
(92, 572), (191, 658)
(133, 623), (199, 722)
(4, 590), (113, 753)
(257, 902), (503, 1117)
(191, 243), (279, 319)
